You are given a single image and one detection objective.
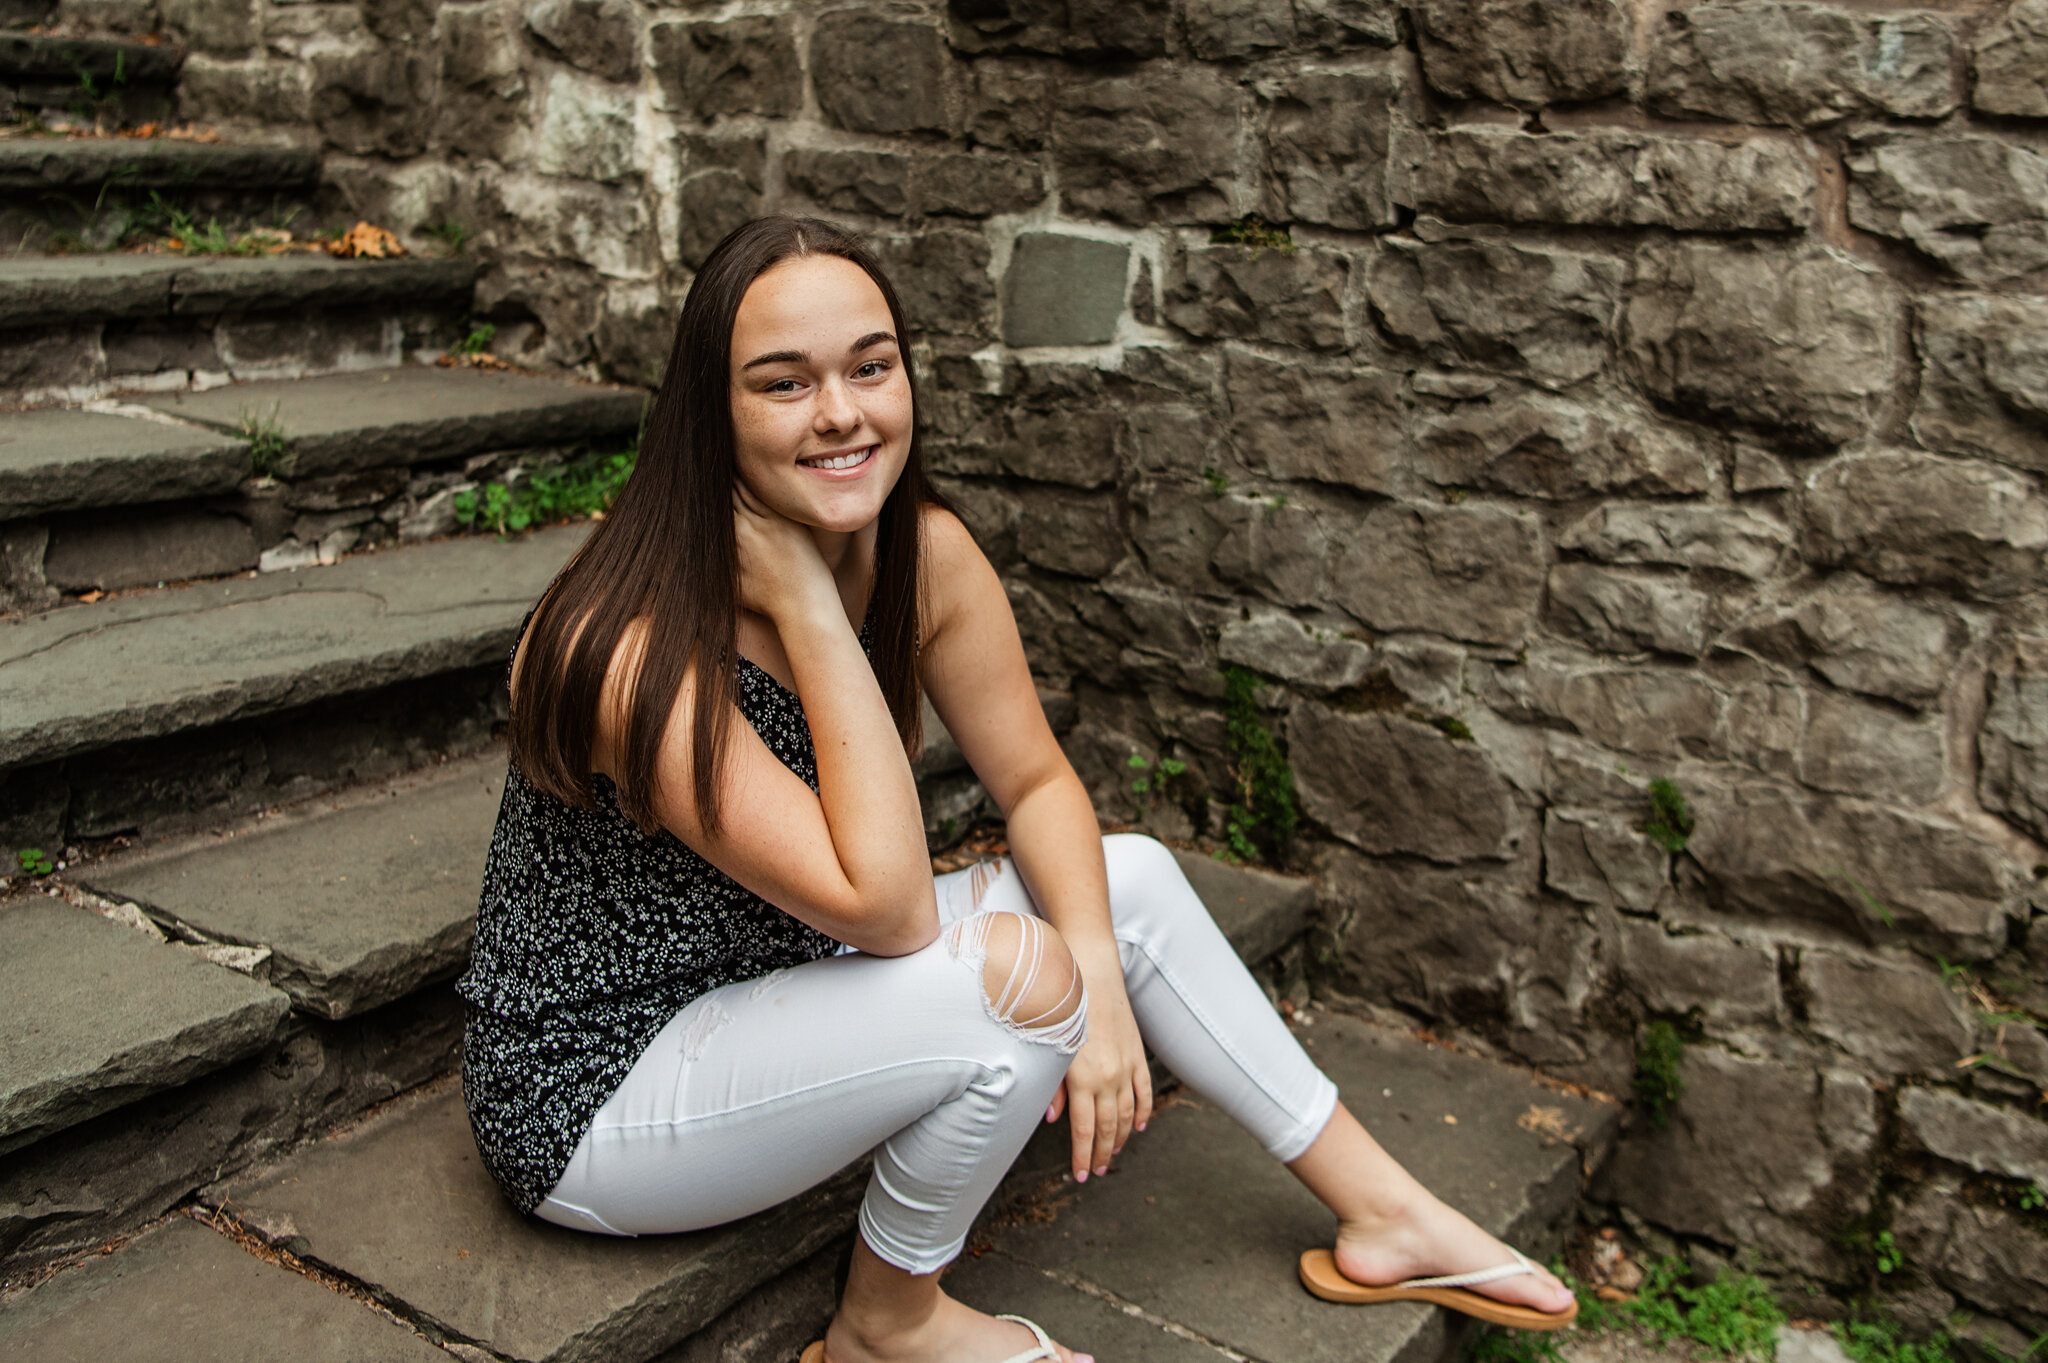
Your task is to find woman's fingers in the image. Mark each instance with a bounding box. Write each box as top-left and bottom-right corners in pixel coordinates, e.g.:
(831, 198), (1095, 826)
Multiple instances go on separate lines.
(1046, 1079), (1067, 1125)
(1068, 1090), (1097, 1182)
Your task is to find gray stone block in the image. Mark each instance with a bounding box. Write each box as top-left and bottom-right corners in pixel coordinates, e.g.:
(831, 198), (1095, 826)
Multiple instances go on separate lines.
(232, 1087), (866, 1363)
(1913, 292), (2048, 477)
(1900, 1085), (2048, 1185)
(0, 520), (589, 768)
(1165, 244), (1349, 352)
(648, 16), (800, 121)
(1413, 0), (1628, 107)
(0, 33), (183, 84)
(84, 752), (506, 1019)
(1975, 0), (2048, 117)
(1848, 135), (2048, 286)
(946, 1251), (1234, 1360)
(1001, 233), (1129, 348)
(0, 897), (288, 1154)
(809, 12), (949, 135)
(1981, 637), (2048, 844)
(137, 366), (646, 478)
(1648, 1), (1959, 126)
(1800, 448), (2048, 600)
(0, 407), (246, 518)
(975, 1010), (1617, 1363)
(0, 1217), (446, 1362)
(1172, 847), (1316, 967)
(0, 255), (475, 329)
(44, 508), (258, 593)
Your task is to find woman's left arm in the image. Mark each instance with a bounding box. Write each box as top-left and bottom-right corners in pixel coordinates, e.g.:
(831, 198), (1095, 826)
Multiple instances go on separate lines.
(918, 509), (1153, 1183)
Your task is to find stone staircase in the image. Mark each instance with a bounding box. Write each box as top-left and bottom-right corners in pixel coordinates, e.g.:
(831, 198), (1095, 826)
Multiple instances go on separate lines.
(0, 21), (1620, 1361)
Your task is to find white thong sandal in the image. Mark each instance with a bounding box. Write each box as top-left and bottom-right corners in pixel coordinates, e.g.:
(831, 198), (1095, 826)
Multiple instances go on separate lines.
(1299, 1247), (1579, 1330)
(798, 1312), (1063, 1363)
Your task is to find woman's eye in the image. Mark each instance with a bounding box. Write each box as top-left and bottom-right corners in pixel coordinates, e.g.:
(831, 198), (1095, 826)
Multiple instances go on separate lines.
(854, 360), (890, 379)
(765, 378), (801, 394)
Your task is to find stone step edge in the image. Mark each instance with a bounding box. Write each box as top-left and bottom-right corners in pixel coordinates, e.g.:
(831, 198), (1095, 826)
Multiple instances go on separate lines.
(0, 255), (478, 330)
(0, 33), (185, 84)
(1, 367), (645, 519)
(0, 138), (320, 189)
(0, 522), (591, 770)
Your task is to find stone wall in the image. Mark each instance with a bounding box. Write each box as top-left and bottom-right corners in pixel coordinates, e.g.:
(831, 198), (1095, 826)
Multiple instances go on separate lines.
(71, 0), (2048, 1333)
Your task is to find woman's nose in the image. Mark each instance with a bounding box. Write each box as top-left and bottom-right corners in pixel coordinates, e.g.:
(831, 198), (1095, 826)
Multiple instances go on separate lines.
(813, 379), (861, 434)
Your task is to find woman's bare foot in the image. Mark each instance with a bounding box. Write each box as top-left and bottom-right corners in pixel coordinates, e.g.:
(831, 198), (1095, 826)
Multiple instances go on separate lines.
(1287, 1102), (1575, 1316)
(1331, 1199), (1575, 1316)
(824, 1237), (1090, 1363)
(824, 1286), (1089, 1363)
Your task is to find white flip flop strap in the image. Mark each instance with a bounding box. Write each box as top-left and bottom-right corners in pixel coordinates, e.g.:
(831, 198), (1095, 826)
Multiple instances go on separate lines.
(995, 1313), (1060, 1363)
(1395, 1248), (1538, 1291)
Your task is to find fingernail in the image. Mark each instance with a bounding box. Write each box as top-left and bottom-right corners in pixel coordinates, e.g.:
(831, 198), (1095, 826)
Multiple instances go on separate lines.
(1094, 1165), (1108, 1176)
(1046, 1105), (1058, 1122)
(1074, 1170), (1087, 1183)
(1137, 1122), (1147, 1132)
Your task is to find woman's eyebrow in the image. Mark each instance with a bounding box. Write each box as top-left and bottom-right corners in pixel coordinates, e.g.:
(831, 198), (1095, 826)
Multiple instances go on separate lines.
(739, 333), (894, 371)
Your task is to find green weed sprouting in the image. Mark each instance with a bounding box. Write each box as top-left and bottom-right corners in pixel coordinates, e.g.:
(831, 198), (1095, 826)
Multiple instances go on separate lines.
(1832, 870), (1895, 929)
(454, 448), (636, 536)
(1128, 751), (1188, 799)
(1834, 1318), (1960, 1363)
(1484, 1258), (1784, 1362)
(1210, 214), (1295, 258)
(1215, 666), (1298, 867)
(236, 406), (291, 478)
(1199, 466), (1229, 497)
(453, 322), (498, 357)
(15, 848), (54, 877)
(1643, 777), (1694, 853)
(1635, 1019), (1686, 1127)
(422, 220), (472, 256)
(1430, 715), (1473, 742)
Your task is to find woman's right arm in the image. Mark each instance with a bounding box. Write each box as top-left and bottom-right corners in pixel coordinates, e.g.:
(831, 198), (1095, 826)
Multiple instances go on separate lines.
(588, 496), (937, 957)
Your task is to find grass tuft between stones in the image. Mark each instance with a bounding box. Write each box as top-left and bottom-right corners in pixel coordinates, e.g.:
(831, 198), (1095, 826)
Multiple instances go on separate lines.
(454, 446), (636, 537)
(1634, 1019), (1687, 1128)
(1215, 665), (1298, 867)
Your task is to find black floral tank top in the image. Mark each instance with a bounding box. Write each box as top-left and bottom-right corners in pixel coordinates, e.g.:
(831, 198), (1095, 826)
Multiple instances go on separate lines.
(457, 631), (857, 1213)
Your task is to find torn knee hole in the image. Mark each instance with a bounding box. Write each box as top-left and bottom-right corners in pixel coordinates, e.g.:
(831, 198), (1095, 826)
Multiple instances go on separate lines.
(945, 913), (1088, 1052)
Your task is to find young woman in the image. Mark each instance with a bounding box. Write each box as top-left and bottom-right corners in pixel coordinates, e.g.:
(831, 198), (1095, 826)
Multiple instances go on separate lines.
(458, 216), (1577, 1363)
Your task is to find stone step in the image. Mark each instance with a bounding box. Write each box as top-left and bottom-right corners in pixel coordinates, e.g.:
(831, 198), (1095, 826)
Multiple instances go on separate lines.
(0, 254), (476, 330)
(0, 32), (184, 86)
(0, 520), (590, 770)
(949, 1010), (1621, 1362)
(0, 852), (1325, 1362)
(0, 1215), (447, 1362)
(12, 1003), (1613, 1362)
(0, 365), (643, 517)
(0, 892), (289, 1156)
(0, 136), (317, 190)
(79, 752), (508, 1021)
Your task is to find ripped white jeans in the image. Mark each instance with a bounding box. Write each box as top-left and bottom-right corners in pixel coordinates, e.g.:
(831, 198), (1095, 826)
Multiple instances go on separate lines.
(533, 833), (1339, 1275)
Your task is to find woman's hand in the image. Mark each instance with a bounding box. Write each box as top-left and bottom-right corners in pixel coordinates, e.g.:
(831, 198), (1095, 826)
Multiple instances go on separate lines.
(1046, 979), (1152, 1183)
(732, 478), (835, 623)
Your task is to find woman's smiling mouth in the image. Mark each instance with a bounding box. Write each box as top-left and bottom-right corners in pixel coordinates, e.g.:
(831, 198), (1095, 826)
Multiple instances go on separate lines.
(798, 445), (876, 472)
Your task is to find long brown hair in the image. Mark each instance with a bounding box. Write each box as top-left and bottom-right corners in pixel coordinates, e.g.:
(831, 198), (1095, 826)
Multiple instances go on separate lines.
(508, 216), (945, 834)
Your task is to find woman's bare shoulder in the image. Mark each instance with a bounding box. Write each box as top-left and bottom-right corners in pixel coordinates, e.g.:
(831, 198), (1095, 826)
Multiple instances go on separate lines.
(918, 503), (1000, 632)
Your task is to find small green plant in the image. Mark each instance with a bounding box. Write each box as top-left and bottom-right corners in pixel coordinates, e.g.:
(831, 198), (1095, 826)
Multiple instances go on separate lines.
(1128, 751), (1188, 799)
(1215, 666), (1299, 866)
(1635, 1019), (1686, 1127)
(1261, 492), (1288, 522)
(1628, 1256), (1785, 1359)
(1210, 214), (1295, 258)
(2019, 1183), (2045, 1213)
(1832, 870), (1895, 929)
(454, 447), (637, 535)
(452, 322), (497, 356)
(1199, 466), (1229, 497)
(15, 848), (54, 877)
(1643, 777), (1695, 853)
(236, 406), (292, 477)
(1835, 1318), (1956, 1363)
(1872, 1229), (1903, 1275)
(422, 220), (472, 256)
(1472, 1327), (1566, 1363)
(1430, 715), (1474, 742)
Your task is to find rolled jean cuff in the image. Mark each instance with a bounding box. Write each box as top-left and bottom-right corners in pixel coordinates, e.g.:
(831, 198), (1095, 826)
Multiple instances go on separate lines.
(858, 1198), (968, 1276)
(1267, 1072), (1341, 1164)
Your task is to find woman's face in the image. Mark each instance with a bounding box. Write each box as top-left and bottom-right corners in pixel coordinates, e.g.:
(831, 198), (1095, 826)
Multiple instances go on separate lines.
(728, 253), (912, 537)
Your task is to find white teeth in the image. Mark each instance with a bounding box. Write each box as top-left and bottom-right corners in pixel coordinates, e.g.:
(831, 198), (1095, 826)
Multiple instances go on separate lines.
(801, 446), (873, 471)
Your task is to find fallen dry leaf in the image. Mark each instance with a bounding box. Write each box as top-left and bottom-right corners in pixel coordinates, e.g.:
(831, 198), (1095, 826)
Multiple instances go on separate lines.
(1516, 1104), (1580, 1145)
(326, 221), (406, 259)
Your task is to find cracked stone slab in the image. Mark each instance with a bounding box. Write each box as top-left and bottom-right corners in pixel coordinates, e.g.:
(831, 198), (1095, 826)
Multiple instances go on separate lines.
(82, 752), (508, 1020)
(138, 366), (647, 478)
(943, 1251), (1239, 1360)
(230, 1086), (867, 1363)
(0, 139), (318, 190)
(0, 896), (289, 1154)
(965, 1011), (1619, 1363)
(0, 34), (184, 85)
(0, 1215), (446, 1362)
(0, 521), (590, 768)
(0, 254), (476, 328)
(0, 406), (247, 517)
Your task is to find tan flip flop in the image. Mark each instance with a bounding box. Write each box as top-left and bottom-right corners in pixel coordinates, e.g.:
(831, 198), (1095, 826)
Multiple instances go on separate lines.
(1299, 1247), (1580, 1331)
(798, 1312), (1064, 1362)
